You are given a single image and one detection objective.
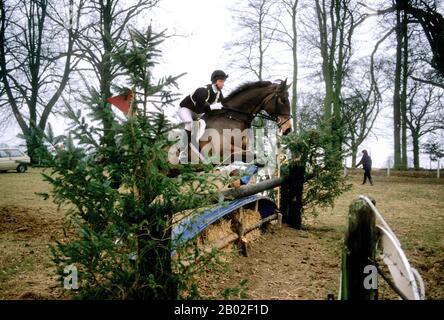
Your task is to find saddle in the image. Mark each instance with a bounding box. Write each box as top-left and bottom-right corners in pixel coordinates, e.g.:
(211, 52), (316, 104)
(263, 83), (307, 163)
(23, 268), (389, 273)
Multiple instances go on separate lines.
(202, 108), (254, 126)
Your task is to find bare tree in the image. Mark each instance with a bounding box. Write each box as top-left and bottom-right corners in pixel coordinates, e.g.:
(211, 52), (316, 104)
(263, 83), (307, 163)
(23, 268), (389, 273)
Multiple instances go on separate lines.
(422, 136), (444, 169)
(296, 90), (323, 131)
(342, 87), (381, 167)
(271, 0), (299, 129)
(72, 0), (160, 148)
(226, 0), (278, 81)
(401, 1), (444, 79)
(361, 1), (444, 86)
(313, 0), (365, 151)
(226, 0), (282, 144)
(393, 0), (403, 169)
(406, 81), (444, 169)
(0, 0), (82, 162)
(360, 0), (441, 169)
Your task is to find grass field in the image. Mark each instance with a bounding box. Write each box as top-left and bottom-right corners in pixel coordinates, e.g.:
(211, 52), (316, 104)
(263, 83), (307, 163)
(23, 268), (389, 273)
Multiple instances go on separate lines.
(0, 167), (443, 299)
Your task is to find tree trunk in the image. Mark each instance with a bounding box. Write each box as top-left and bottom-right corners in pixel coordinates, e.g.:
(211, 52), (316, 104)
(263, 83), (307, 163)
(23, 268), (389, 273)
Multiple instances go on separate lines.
(99, 0), (116, 149)
(412, 133), (420, 170)
(27, 0), (47, 163)
(351, 145), (358, 168)
(291, 1), (298, 130)
(138, 220), (178, 299)
(315, 0), (346, 154)
(393, 4), (402, 170)
(1, 0), (75, 163)
(401, 8), (408, 170)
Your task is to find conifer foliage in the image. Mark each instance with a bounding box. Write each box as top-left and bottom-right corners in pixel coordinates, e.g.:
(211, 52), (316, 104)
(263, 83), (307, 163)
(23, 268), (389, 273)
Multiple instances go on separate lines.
(282, 127), (351, 218)
(41, 27), (222, 299)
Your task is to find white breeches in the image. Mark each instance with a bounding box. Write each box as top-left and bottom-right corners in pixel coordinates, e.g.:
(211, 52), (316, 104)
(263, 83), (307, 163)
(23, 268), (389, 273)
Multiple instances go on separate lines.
(177, 107), (207, 162)
(178, 107), (201, 131)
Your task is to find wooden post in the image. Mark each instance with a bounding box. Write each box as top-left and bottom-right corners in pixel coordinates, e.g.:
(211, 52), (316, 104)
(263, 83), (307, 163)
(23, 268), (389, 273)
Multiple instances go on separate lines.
(279, 164), (304, 229)
(340, 197), (377, 300)
(279, 173), (289, 224)
(287, 164), (305, 229)
(387, 160), (391, 177)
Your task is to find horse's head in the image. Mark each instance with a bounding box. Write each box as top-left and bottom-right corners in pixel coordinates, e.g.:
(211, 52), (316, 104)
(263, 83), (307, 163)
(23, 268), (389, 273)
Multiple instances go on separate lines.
(263, 79), (292, 135)
(221, 79), (292, 134)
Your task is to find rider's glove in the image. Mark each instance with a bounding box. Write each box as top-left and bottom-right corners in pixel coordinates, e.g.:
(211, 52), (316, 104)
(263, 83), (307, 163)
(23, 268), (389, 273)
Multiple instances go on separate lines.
(210, 102), (223, 110)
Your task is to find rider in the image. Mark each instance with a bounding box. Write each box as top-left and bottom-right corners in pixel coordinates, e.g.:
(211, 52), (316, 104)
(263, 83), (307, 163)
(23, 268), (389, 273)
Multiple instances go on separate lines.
(177, 70), (228, 159)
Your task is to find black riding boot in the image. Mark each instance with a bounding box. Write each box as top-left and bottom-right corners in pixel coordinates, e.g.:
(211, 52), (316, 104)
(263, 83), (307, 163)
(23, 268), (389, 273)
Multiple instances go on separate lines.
(185, 129), (201, 161)
(178, 130), (192, 163)
(185, 129), (192, 146)
(186, 129), (200, 149)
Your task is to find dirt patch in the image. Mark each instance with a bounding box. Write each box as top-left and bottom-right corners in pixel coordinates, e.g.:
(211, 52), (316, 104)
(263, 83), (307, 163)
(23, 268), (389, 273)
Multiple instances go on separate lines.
(0, 206), (61, 236)
(0, 169), (69, 299)
(0, 204), (66, 299)
(197, 224), (341, 300)
(197, 173), (444, 300)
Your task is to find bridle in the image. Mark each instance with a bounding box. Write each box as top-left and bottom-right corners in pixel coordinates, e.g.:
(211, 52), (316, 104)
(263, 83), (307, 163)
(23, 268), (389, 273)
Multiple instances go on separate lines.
(255, 91), (292, 128)
(221, 85), (292, 129)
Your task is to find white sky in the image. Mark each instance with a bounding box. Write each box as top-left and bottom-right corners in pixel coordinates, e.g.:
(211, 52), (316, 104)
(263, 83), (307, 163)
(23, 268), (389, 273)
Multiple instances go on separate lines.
(1, 0), (442, 169)
(152, 0), (238, 91)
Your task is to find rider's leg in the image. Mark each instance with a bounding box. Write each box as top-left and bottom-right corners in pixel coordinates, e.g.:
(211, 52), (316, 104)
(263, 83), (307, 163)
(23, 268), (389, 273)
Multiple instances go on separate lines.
(181, 128), (202, 163)
(189, 120), (207, 162)
(177, 107), (193, 163)
(177, 108), (205, 162)
(178, 107), (193, 131)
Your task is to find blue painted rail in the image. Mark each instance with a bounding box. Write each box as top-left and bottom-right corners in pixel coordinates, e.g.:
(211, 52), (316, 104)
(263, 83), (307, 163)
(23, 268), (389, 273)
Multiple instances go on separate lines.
(171, 195), (277, 252)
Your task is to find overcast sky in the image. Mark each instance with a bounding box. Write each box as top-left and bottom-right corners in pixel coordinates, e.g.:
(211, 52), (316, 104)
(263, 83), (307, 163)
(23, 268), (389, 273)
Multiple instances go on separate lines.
(152, 0), (238, 91)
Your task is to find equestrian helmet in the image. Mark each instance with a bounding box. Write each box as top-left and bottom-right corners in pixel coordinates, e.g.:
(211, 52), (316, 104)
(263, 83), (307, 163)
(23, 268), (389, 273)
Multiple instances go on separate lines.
(211, 70), (229, 83)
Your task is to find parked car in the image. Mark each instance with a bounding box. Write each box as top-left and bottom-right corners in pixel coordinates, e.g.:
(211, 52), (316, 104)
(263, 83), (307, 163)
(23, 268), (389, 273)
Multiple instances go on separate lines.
(0, 148), (31, 173)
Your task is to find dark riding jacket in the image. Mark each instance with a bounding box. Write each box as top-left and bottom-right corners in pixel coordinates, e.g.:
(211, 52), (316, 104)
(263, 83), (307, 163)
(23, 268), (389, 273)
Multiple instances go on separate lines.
(357, 154), (372, 170)
(180, 84), (224, 114)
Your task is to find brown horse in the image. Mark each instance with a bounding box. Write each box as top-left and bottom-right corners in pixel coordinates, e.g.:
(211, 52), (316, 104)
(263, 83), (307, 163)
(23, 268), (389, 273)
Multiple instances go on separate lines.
(188, 79), (292, 164)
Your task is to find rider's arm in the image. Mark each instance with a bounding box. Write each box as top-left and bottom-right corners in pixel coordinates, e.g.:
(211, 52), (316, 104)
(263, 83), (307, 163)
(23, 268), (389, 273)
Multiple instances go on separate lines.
(190, 87), (211, 112)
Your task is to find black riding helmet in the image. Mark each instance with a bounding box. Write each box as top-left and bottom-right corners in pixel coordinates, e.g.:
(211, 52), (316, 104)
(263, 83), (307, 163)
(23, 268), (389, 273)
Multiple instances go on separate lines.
(211, 70), (229, 83)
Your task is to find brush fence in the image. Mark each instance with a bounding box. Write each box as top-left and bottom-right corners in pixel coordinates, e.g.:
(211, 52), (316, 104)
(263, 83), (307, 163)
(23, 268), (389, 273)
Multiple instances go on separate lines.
(172, 195), (281, 257)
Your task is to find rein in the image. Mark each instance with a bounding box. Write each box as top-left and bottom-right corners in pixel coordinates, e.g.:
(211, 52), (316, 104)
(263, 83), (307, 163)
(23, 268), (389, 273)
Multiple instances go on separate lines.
(221, 89), (292, 128)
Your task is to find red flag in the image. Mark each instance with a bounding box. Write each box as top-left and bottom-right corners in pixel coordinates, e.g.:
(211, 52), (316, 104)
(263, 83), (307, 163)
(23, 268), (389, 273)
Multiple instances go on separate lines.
(106, 92), (133, 115)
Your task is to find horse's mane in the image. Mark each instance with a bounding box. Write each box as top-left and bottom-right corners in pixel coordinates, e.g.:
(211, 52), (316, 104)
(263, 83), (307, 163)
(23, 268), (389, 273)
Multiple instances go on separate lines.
(223, 81), (273, 102)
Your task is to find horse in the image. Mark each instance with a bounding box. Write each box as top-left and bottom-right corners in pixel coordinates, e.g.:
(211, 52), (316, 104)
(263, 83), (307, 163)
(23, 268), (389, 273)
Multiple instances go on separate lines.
(187, 79), (292, 164)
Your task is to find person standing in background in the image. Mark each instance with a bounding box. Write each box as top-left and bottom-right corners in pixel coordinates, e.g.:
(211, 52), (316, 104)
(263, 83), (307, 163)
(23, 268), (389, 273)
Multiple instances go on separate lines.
(356, 149), (373, 186)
